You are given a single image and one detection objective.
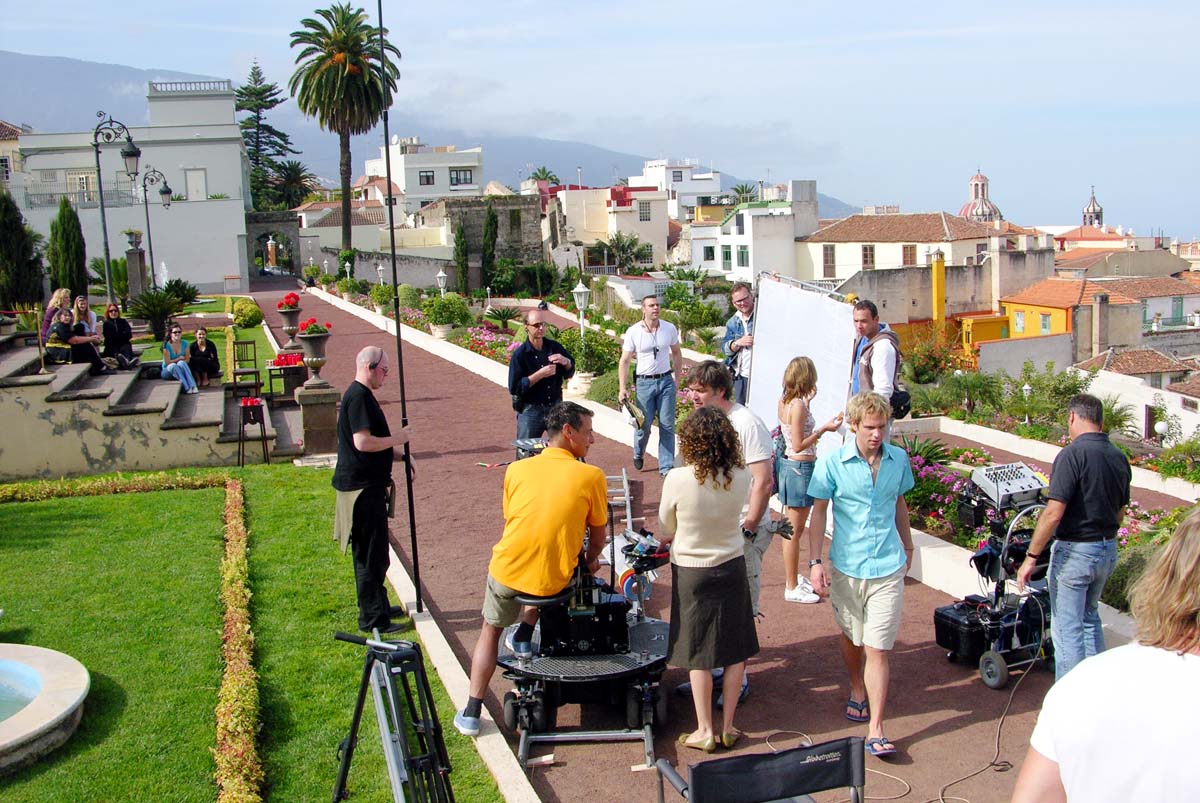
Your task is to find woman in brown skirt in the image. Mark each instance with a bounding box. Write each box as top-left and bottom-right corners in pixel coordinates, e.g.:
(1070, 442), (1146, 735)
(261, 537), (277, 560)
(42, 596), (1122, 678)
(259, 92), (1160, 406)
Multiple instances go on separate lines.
(658, 405), (759, 752)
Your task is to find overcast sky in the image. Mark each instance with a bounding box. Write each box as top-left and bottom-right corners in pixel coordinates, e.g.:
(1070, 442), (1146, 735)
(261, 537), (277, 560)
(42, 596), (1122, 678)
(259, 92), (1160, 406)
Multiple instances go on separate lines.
(4, 0), (1197, 238)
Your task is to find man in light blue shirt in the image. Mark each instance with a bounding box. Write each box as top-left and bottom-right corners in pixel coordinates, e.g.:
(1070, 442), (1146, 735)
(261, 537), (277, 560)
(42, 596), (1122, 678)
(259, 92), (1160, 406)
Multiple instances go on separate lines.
(806, 392), (914, 759)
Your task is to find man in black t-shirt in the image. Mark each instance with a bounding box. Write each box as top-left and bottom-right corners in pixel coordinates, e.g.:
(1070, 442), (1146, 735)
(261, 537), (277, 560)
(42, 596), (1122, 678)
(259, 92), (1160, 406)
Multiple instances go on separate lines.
(507, 308), (574, 439)
(333, 346), (411, 633)
(1017, 393), (1131, 680)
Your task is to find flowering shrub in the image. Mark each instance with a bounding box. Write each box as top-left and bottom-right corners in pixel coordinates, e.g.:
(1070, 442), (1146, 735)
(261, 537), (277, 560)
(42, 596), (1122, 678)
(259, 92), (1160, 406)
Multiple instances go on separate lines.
(396, 307), (427, 329)
(298, 318), (332, 335)
(454, 326), (517, 362)
(948, 446), (992, 466)
(276, 292), (301, 311)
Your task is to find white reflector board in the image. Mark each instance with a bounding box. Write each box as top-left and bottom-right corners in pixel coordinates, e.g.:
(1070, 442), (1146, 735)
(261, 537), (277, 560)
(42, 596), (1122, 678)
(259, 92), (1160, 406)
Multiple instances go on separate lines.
(746, 276), (854, 461)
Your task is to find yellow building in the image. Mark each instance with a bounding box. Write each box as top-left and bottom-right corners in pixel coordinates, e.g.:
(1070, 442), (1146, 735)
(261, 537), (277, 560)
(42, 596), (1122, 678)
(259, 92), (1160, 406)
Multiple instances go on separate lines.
(998, 276), (1138, 339)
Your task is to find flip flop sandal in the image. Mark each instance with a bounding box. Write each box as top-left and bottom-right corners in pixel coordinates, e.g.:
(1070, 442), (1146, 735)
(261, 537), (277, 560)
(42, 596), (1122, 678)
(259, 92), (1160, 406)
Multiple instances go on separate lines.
(866, 736), (897, 757)
(845, 697), (870, 722)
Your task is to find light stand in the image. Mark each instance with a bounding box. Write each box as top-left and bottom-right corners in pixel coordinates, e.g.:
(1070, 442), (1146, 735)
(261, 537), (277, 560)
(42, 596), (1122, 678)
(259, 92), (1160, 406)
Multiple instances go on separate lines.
(141, 166), (172, 290)
(377, 0), (423, 612)
(93, 111), (141, 304)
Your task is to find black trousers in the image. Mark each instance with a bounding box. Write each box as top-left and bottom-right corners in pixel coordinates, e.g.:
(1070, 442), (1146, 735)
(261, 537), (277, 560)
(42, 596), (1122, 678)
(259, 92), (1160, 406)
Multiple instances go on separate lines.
(71, 342), (106, 375)
(350, 485), (392, 630)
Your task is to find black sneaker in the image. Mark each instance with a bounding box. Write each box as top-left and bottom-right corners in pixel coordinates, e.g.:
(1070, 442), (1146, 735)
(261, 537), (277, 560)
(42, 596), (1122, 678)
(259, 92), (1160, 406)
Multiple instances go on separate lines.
(633, 456), (644, 471)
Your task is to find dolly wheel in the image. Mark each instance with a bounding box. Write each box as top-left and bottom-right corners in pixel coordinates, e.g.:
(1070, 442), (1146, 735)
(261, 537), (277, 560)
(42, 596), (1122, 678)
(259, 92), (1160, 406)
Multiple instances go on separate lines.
(530, 690), (555, 732)
(979, 650), (1010, 689)
(946, 651), (958, 663)
(502, 691), (518, 731)
(652, 688), (670, 731)
(625, 687), (643, 729)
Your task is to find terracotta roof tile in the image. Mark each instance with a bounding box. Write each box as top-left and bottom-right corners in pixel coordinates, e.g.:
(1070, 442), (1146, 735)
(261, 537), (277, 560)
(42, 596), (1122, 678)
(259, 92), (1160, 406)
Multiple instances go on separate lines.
(306, 207), (388, 227)
(0, 120), (24, 140)
(1174, 271), (1200, 288)
(1166, 374), (1200, 399)
(804, 212), (995, 243)
(293, 199), (382, 212)
(1055, 225), (1126, 242)
(1054, 247), (1121, 269)
(1090, 276), (1200, 299)
(1075, 347), (1192, 375)
(1000, 277), (1137, 308)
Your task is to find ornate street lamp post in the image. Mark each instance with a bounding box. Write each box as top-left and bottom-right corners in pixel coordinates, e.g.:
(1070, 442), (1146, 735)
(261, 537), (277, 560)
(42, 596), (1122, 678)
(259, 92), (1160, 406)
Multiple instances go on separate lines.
(572, 279), (590, 365)
(93, 111), (141, 304)
(141, 166), (172, 290)
(435, 268), (447, 298)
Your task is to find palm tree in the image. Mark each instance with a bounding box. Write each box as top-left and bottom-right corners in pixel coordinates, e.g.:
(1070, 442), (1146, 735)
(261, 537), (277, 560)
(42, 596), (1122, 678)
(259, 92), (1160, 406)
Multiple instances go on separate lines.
(592, 231), (652, 273)
(731, 183), (758, 203)
(273, 160), (319, 209)
(289, 3), (400, 251)
(530, 166), (558, 184)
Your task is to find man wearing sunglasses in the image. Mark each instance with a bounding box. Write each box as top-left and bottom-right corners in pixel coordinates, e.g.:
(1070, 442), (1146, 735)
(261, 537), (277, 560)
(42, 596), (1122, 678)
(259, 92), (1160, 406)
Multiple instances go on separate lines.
(333, 346), (411, 634)
(618, 294), (682, 474)
(507, 309), (574, 439)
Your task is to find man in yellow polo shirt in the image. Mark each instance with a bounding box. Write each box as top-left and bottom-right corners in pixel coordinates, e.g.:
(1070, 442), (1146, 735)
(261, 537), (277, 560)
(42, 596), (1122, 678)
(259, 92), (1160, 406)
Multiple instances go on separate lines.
(454, 401), (609, 737)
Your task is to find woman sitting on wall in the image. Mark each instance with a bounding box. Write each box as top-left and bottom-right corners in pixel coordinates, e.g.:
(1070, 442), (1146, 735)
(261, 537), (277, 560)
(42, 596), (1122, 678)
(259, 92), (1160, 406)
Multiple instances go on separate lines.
(73, 295), (98, 335)
(658, 405), (758, 752)
(101, 303), (136, 369)
(161, 324), (198, 394)
(45, 307), (111, 375)
(40, 288), (71, 344)
(188, 326), (221, 388)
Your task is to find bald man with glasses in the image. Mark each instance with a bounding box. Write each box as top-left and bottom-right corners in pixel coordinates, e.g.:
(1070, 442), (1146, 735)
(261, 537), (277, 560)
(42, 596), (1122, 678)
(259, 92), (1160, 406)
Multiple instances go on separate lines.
(333, 346), (411, 634)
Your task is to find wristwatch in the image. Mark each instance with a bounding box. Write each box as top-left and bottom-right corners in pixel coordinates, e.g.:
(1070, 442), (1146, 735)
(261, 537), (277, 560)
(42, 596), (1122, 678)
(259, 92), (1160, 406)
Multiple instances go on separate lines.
(808, 558), (822, 567)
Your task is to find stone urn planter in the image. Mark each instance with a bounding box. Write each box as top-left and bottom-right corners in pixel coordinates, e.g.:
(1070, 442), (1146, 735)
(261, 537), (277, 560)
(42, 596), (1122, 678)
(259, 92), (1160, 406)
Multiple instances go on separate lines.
(430, 323), (454, 339)
(565, 371), (595, 398)
(298, 332), (331, 388)
(278, 307), (302, 351)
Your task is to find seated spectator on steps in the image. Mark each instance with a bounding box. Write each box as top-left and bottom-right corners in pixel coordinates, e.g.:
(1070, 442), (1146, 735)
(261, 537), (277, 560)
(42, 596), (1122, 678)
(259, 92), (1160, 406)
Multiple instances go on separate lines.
(41, 287), (71, 345)
(45, 308), (112, 375)
(188, 326), (221, 387)
(72, 295), (98, 335)
(101, 303), (136, 369)
(161, 324), (198, 394)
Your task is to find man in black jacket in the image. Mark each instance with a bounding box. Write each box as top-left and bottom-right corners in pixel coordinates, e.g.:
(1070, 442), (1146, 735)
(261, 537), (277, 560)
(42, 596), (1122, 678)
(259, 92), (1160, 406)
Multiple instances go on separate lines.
(507, 309), (574, 439)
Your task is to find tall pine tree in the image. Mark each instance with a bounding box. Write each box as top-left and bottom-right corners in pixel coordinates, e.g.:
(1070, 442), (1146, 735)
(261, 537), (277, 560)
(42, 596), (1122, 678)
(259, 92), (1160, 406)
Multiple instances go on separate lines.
(236, 60), (299, 211)
(46, 196), (88, 298)
(453, 219), (469, 294)
(0, 190), (44, 308)
(481, 202), (498, 289)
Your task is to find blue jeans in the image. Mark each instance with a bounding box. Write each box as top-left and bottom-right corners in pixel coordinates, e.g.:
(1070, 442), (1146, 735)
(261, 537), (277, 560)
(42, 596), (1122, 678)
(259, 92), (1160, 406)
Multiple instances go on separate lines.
(1048, 538), (1117, 680)
(732, 375), (748, 405)
(162, 361), (197, 392)
(634, 374), (676, 474)
(515, 404), (550, 439)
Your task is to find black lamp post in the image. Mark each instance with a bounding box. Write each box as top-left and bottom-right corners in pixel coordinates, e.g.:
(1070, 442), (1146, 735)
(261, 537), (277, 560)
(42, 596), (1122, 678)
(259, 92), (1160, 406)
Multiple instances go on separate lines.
(141, 166), (172, 290)
(93, 111), (141, 304)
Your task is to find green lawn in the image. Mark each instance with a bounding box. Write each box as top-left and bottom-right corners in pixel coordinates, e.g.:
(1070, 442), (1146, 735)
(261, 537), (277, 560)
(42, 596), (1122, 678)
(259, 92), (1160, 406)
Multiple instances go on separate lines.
(0, 489), (226, 802)
(244, 465), (499, 803)
(134, 325), (277, 378)
(184, 298), (230, 314)
(0, 467), (500, 802)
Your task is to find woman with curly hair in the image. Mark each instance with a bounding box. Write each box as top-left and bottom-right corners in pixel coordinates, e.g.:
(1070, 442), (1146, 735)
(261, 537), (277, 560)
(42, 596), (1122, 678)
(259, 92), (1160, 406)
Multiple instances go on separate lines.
(41, 287), (72, 344)
(658, 405), (758, 752)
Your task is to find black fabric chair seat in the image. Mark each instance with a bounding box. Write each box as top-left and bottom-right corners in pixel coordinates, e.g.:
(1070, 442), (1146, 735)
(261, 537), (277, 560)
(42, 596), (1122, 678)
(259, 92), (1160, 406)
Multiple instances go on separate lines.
(513, 586), (575, 608)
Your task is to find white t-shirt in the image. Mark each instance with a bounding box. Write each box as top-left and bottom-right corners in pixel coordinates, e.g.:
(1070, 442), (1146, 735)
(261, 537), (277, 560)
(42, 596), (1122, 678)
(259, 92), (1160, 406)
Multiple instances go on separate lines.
(727, 402), (773, 528)
(622, 319), (680, 376)
(1029, 642), (1200, 801)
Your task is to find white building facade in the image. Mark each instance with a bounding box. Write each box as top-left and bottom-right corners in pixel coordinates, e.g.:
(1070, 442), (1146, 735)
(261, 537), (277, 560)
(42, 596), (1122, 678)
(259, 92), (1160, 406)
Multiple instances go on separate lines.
(13, 81), (251, 293)
(555, 185), (670, 270)
(626, 158), (722, 222)
(703, 180), (819, 281)
(362, 136), (483, 213)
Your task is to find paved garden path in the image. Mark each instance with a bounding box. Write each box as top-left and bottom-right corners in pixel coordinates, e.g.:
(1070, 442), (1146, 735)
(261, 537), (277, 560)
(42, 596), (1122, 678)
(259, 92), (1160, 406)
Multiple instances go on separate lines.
(253, 278), (1054, 803)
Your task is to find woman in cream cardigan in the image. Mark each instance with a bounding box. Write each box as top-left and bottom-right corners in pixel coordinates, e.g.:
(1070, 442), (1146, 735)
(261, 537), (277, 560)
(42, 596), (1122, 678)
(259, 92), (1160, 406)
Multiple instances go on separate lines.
(659, 405), (759, 752)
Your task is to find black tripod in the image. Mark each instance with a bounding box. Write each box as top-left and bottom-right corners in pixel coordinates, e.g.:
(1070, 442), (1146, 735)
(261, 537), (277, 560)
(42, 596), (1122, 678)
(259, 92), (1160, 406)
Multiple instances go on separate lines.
(332, 632), (455, 803)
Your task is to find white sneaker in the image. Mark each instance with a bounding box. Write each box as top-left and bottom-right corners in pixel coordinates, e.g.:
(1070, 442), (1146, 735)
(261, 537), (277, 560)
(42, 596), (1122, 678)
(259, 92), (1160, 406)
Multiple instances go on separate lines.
(796, 574), (815, 593)
(784, 584), (820, 604)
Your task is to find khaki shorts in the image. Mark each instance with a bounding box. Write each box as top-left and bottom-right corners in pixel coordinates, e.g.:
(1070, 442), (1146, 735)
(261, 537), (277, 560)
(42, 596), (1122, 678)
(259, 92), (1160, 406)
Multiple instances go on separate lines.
(482, 574), (525, 628)
(829, 565), (906, 650)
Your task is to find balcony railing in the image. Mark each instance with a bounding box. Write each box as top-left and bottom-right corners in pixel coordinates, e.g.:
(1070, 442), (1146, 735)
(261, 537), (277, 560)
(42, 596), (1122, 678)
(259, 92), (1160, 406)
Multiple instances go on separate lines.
(19, 178), (140, 209)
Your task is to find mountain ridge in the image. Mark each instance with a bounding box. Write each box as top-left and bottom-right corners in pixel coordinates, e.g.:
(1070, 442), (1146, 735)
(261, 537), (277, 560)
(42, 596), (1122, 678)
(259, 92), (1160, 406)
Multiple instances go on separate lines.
(0, 50), (858, 218)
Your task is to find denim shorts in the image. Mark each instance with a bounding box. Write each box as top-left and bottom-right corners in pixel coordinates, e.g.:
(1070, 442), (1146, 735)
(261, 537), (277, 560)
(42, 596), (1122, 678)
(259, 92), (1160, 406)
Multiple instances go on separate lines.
(777, 456), (815, 508)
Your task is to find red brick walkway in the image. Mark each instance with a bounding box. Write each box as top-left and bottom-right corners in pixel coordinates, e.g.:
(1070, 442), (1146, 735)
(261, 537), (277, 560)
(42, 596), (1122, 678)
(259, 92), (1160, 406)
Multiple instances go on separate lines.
(253, 279), (1053, 802)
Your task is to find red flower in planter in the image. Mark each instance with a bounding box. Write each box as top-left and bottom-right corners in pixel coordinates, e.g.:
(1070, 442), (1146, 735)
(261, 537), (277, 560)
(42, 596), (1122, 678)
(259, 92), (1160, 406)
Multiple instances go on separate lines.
(278, 292), (301, 311)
